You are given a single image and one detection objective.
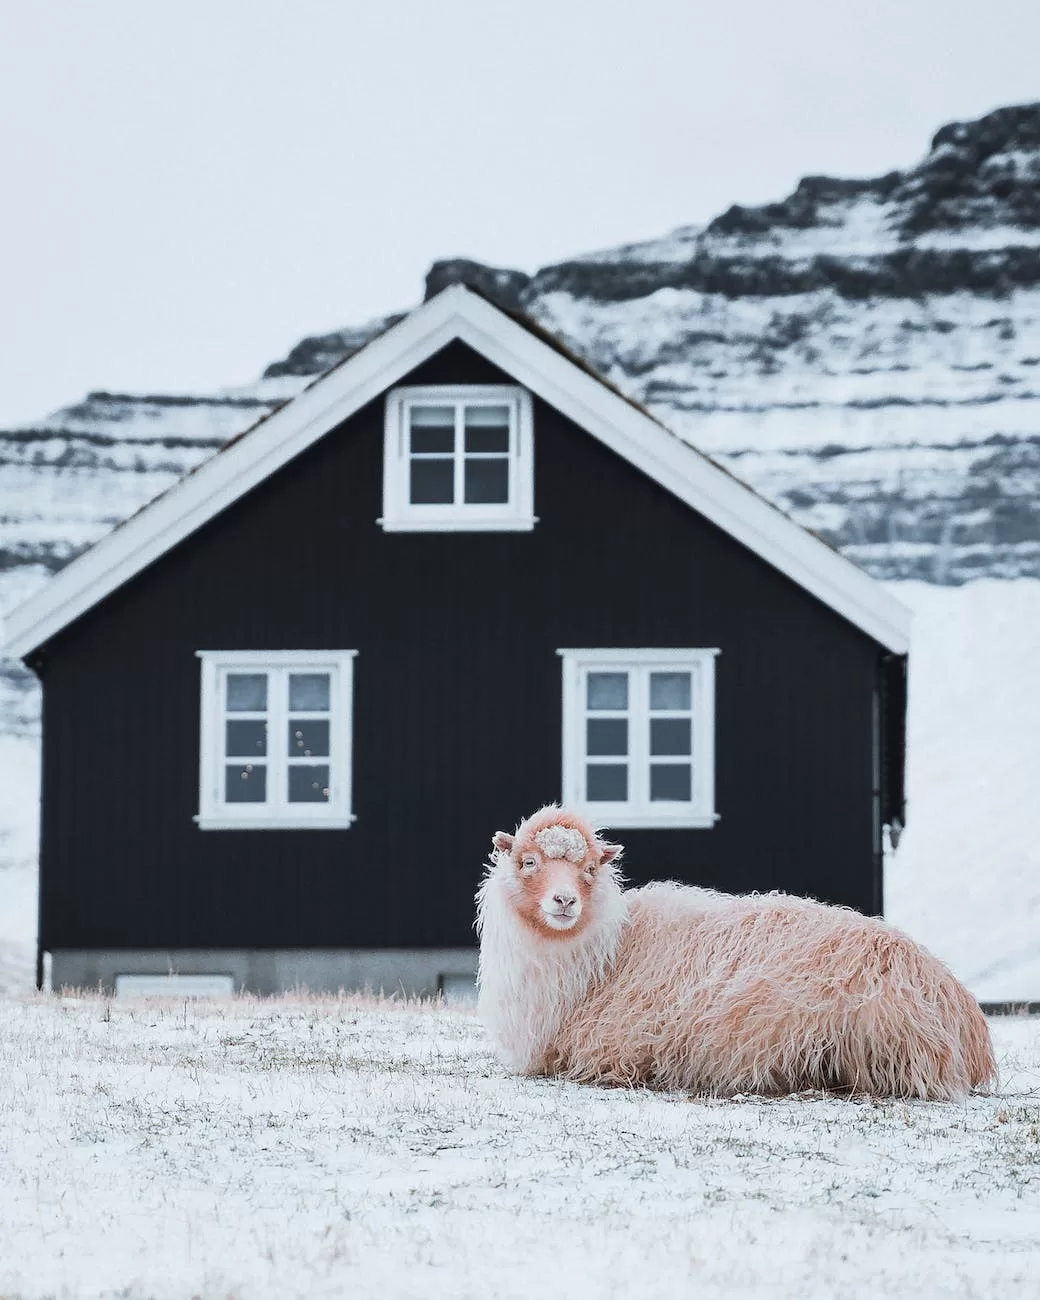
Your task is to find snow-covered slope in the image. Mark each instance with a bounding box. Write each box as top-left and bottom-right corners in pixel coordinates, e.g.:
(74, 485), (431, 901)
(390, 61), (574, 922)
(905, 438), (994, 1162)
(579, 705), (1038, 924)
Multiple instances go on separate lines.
(884, 580), (1040, 1002)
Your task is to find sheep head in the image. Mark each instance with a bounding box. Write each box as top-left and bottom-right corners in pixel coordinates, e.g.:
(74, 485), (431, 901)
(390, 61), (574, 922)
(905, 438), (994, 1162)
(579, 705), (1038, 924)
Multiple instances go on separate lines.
(491, 805), (623, 942)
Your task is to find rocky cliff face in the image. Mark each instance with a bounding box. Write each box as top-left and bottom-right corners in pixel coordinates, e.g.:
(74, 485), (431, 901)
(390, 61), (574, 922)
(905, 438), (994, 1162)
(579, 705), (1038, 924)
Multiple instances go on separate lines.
(3, 102), (1040, 729)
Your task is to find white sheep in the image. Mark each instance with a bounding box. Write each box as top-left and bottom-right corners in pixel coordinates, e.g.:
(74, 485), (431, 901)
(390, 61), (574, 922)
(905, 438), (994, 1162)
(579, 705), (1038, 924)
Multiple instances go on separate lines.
(476, 805), (996, 1099)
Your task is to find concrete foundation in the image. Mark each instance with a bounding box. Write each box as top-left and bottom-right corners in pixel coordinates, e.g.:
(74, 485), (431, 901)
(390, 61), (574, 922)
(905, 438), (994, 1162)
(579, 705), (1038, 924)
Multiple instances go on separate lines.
(48, 948), (479, 1000)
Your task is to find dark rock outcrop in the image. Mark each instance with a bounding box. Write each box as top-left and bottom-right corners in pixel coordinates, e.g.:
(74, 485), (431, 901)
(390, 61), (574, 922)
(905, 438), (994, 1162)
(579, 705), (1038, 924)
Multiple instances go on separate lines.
(264, 316), (402, 379)
(423, 259), (532, 312)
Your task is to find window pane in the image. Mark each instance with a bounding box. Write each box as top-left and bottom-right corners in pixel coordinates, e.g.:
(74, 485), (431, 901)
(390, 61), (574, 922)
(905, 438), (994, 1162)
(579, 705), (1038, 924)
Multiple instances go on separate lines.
(465, 404), (510, 427)
(226, 719), (267, 758)
(289, 673), (330, 712)
(650, 764), (692, 801)
(464, 458), (510, 504)
(650, 672), (691, 711)
(587, 672), (628, 710)
(464, 406), (510, 453)
(288, 718), (330, 758)
(587, 718), (628, 756)
(650, 718), (692, 756)
(586, 764), (628, 801)
(410, 458), (454, 504)
(288, 765), (331, 803)
(410, 406), (455, 454)
(226, 673), (267, 712)
(225, 764), (267, 803)
(411, 404), (455, 425)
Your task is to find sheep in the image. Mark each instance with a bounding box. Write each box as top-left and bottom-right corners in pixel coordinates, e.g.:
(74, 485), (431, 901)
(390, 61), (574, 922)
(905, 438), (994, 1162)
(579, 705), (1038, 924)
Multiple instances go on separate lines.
(476, 805), (996, 1100)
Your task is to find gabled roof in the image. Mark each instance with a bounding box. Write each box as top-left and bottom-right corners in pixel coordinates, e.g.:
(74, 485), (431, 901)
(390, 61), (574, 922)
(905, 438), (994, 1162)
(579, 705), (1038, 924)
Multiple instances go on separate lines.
(4, 284), (910, 657)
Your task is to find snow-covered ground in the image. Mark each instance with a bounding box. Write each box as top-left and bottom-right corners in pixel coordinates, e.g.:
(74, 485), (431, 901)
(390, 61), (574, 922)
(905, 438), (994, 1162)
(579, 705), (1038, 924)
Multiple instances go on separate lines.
(0, 578), (1038, 1000)
(0, 992), (1037, 1300)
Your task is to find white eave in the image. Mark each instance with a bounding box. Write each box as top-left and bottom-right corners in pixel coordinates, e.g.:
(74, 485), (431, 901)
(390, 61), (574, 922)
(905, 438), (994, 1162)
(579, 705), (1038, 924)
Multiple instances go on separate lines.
(3, 284), (911, 658)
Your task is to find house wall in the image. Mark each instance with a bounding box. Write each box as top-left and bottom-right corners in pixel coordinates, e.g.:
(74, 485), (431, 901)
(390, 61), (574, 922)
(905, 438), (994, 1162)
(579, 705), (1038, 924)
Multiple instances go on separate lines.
(36, 342), (884, 960)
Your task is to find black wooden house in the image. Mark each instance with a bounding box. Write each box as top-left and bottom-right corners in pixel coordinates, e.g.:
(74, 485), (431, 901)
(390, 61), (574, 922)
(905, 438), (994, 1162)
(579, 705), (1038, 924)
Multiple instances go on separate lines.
(6, 285), (910, 996)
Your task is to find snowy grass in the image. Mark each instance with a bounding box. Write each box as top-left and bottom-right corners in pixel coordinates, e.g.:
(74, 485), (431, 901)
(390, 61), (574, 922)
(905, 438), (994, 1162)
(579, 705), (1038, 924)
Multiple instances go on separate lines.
(0, 992), (1037, 1300)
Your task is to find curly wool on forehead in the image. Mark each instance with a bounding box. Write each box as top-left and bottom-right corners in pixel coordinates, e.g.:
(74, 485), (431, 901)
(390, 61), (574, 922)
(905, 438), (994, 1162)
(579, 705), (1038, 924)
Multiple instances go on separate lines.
(506, 805), (607, 864)
(534, 825), (589, 862)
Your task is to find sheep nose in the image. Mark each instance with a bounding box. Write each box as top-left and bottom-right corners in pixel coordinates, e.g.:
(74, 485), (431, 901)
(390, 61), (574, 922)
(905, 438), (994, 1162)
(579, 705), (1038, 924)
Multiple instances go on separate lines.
(553, 892), (577, 908)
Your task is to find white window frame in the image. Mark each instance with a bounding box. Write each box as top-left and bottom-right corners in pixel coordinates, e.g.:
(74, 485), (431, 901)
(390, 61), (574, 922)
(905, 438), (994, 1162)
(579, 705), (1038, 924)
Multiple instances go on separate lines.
(380, 384), (535, 531)
(559, 648), (719, 829)
(196, 650), (357, 830)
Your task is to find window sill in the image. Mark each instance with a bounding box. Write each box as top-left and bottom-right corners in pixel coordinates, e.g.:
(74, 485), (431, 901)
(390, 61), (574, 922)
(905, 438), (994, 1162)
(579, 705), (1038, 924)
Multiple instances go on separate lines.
(378, 515), (537, 533)
(194, 814), (356, 831)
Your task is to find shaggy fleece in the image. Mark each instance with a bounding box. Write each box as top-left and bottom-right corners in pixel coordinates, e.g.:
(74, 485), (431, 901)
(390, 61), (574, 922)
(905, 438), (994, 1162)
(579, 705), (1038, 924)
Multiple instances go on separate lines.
(477, 808), (996, 1100)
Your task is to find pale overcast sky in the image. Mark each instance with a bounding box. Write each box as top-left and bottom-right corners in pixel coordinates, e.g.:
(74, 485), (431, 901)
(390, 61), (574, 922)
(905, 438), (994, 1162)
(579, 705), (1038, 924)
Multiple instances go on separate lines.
(0, 0), (1037, 425)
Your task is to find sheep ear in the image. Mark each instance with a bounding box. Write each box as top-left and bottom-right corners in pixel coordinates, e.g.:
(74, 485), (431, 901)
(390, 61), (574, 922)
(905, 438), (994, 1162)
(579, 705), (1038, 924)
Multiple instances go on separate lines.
(493, 831), (515, 854)
(599, 842), (623, 864)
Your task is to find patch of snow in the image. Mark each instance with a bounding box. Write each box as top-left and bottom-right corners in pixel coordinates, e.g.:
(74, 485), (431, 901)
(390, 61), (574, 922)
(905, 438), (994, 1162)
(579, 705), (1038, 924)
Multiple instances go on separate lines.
(914, 225), (1040, 251)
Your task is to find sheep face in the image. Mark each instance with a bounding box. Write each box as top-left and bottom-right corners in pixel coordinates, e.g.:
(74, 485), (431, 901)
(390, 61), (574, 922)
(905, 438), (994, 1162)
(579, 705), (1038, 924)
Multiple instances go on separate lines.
(492, 817), (621, 943)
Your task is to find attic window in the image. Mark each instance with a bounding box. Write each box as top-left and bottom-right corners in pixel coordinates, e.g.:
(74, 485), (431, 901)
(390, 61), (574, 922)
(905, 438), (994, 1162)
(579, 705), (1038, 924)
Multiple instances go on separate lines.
(381, 385), (534, 531)
(195, 650), (356, 830)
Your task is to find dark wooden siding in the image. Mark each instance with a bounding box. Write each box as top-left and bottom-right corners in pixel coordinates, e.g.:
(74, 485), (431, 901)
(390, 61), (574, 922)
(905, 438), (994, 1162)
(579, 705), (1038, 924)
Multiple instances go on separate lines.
(36, 341), (884, 952)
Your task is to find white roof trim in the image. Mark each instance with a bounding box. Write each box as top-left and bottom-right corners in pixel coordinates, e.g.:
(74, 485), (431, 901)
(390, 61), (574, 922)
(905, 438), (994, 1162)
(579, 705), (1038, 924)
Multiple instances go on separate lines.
(4, 284), (910, 657)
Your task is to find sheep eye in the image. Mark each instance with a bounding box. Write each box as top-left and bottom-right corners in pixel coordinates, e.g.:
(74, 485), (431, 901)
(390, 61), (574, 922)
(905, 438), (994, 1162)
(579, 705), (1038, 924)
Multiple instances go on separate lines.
(521, 856), (538, 871)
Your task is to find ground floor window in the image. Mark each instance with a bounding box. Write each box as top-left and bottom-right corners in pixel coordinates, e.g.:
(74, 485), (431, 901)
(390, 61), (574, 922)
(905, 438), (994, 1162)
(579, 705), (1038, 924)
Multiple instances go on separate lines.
(558, 648), (718, 828)
(196, 650), (356, 829)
